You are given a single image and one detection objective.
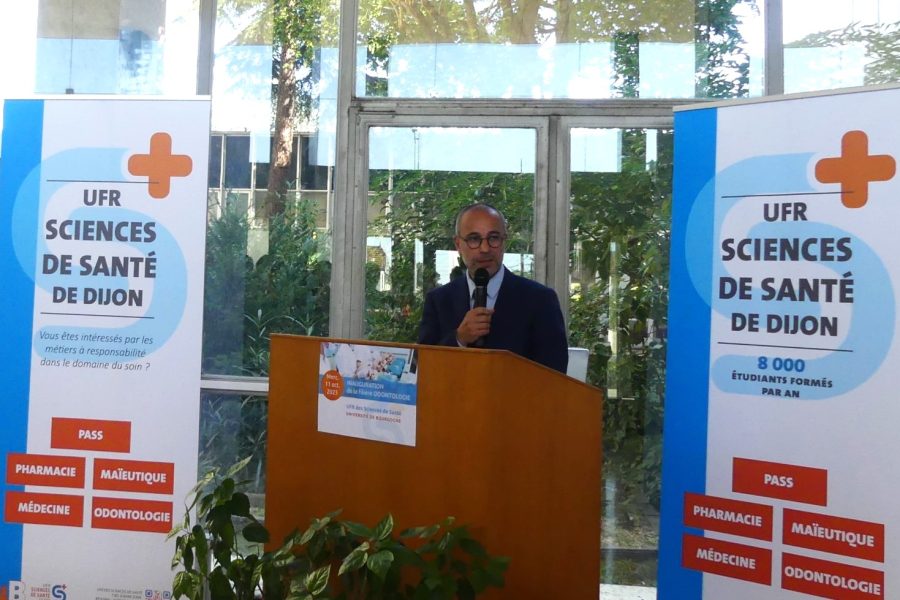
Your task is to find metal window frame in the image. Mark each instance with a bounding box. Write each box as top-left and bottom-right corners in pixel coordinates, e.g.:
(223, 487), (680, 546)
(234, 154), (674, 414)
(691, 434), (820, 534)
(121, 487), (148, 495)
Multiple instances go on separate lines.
(200, 0), (788, 384)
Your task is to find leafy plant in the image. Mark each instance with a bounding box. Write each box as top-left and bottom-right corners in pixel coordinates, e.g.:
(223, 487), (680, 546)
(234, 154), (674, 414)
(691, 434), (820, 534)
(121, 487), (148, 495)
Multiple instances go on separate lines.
(170, 462), (509, 600)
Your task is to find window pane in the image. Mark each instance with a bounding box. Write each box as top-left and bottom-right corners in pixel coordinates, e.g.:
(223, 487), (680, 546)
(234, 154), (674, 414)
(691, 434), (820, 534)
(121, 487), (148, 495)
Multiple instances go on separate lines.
(224, 135), (252, 189)
(34, 0), (198, 95)
(356, 0), (763, 99)
(202, 1), (337, 376)
(198, 391), (267, 498)
(569, 127), (673, 586)
(365, 127), (536, 342)
(784, 0), (900, 93)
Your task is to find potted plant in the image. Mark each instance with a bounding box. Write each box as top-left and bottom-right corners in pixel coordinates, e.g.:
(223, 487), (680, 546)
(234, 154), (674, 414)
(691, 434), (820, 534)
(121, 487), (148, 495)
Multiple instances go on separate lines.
(169, 460), (509, 599)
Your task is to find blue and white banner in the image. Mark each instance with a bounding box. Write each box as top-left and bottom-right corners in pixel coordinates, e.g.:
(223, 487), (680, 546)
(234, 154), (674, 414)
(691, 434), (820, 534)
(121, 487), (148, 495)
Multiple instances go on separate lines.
(1, 98), (209, 600)
(318, 342), (418, 446)
(660, 86), (900, 599)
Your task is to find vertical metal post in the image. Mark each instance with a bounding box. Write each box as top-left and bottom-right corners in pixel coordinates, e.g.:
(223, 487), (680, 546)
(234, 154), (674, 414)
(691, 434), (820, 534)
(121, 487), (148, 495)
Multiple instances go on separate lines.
(764, 0), (785, 96)
(196, 0), (216, 96)
(330, 0), (361, 338)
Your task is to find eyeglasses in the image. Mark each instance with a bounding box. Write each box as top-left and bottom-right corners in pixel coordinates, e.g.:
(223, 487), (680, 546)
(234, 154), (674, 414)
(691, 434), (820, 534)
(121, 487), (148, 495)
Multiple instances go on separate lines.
(461, 233), (507, 249)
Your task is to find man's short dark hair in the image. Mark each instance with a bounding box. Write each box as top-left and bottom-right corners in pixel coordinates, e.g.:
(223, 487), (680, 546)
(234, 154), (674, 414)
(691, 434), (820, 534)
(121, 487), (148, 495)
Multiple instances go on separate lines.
(454, 203), (508, 237)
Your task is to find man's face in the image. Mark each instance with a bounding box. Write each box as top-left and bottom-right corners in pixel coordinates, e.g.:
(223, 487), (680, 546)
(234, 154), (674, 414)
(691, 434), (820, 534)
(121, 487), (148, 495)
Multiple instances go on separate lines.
(454, 208), (506, 277)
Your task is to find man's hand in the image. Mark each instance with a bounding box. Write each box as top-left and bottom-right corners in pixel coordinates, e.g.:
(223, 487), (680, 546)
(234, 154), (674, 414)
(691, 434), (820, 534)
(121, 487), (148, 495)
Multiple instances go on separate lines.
(456, 307), (494, 346)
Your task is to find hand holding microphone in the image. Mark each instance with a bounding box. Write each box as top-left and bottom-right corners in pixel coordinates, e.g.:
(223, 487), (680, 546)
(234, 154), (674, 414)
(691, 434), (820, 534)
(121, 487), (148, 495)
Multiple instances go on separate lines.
(457, 268), (492, 347)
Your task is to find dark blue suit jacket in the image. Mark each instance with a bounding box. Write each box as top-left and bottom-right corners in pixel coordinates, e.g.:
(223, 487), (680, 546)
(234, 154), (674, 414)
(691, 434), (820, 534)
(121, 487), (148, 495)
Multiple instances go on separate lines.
(417, 267), (569, 373)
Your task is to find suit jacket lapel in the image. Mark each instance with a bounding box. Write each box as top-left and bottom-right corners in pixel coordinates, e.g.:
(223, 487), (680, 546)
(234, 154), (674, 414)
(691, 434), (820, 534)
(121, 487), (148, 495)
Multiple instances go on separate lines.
(449, 275), (470, 327)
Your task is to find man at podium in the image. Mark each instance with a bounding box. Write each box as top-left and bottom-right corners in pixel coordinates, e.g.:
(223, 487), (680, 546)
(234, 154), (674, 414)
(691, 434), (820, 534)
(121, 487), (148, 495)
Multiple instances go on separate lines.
(417, 203), (568, 373)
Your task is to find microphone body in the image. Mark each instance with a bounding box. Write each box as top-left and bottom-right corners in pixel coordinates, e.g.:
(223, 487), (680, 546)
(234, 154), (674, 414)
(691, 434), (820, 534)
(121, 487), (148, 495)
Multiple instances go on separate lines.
(471, 268), (490, 348)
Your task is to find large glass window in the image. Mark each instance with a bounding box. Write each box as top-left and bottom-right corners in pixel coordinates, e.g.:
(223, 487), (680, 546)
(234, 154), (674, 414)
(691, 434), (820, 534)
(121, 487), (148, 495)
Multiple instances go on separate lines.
(356, 0), (764, 99)
(569, 126), (673, 586)
(201, 0), (338, 376)
(784, 0), (900, 93)
(364, 126), (536, 342)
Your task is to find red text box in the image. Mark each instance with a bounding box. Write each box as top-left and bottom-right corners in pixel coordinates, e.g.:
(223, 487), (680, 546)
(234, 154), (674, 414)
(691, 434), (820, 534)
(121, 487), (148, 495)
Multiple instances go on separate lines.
(51, 417), (131, 453)
(782, 552), (884, 599)
(682, 533), (772, 585)
(93, 458), (174, 494)
(684, 492), (773, 541)
(784, 509), (884, 563)
(4, 491), (83, 527)
(732, 457), (827, 505)
(91, 497), (173, 533)
(6, 453), (86, 488)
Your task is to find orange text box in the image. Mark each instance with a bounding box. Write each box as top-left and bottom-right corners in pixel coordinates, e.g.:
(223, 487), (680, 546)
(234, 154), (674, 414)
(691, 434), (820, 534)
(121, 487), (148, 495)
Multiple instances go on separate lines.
(782, 552), (883, 599)
(732, 457), (827, 505)
(51, 417), (131, 453)
(93, 458), (174, 494)
(6, 453), (86, 488)
(682, 533), (772, 585)
(4, 491), (84, 527)
(684, 492), (773, 541)
(91, 496), (173, 534)
(783, 508), (884, 563)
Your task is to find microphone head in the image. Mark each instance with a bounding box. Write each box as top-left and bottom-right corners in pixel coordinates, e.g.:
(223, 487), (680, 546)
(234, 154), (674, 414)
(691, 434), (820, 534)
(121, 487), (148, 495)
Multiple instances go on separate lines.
(473, 268), (490, 287)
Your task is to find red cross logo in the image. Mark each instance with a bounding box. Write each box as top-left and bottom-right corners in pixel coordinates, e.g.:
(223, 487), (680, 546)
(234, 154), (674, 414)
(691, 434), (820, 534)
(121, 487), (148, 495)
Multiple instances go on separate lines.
(128, 132), (193, 199)
(815, 130), (895, 208)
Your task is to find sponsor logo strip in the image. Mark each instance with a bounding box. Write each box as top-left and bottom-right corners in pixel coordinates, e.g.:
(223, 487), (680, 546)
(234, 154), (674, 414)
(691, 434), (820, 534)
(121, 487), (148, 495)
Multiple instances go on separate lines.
(50, 417), (131, 452)
(783, 508), (884, 563)
(683, 492), (773, 541)
(732, 457), (827, 505)
(681, 533), (772, 585)
(91, 497), (173, 533)
(4, 491), (83, 527)
(782, 552), (884, 599)
(6, 453), (86, 488)
(93, 458), (174, 494)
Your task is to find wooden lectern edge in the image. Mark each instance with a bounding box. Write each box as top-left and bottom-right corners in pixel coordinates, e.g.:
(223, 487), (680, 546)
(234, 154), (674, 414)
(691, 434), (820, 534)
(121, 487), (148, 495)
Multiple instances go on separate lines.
(269, 333), (602, 392)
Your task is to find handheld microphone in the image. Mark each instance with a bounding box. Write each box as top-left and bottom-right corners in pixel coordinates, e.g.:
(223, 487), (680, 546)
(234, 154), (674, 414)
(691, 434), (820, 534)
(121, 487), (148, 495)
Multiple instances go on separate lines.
(471, 268), (490, 347)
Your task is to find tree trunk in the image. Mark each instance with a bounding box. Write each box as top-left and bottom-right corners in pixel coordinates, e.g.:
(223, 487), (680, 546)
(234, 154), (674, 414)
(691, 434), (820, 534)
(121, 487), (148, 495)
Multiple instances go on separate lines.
(267, 40), (298, 218)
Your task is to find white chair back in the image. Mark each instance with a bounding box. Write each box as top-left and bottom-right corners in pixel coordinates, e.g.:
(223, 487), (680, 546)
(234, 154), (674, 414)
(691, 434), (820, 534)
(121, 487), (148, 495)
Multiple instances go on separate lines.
(566, 347), (589, 382)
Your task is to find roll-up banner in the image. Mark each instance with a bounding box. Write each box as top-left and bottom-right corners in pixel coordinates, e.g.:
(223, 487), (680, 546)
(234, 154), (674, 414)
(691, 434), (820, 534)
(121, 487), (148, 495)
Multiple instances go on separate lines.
(1, 98), (209, 600)
(660, 85), (900, 599)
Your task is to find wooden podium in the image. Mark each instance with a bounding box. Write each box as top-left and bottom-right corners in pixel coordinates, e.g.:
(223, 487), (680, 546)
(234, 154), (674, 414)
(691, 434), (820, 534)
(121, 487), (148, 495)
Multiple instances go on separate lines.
(266, 335), (603, 598)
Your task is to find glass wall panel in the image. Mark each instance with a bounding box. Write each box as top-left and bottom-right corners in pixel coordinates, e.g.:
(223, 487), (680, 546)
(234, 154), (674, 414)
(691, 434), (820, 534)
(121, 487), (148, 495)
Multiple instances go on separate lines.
(365, 126), (536, 342)
(784, 0), (900, 93)
(198, 391), (267, 500)
(33, 0), (198, 95)
(202, 1), (338, 376)
(356, 0), (764, 100)
(569, 126), (673, 586)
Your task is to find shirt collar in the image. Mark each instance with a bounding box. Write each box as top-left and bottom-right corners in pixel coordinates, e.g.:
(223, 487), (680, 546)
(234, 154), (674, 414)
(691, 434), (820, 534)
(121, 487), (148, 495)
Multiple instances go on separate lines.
(465, 267), (504, 309)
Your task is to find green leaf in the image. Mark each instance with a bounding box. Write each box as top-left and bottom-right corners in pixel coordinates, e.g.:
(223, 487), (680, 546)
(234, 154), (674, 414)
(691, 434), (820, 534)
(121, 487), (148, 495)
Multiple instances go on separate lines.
(343, 520), (373, 538)
(458, 536), (486, 558)
(242, 521), (269, 543)
(338, 542), (370, 575)
(224, 455), (253, 479)
(227, 492), (251, 517)
(372, 514), (394, 541)
(304, 565), (331, 595)
(208, 569), (236, 600)
(172, 571), (193, 599)
(191, 525), (208, 572)
(216, 477), (236, 502)
(366, 549), (394, 579)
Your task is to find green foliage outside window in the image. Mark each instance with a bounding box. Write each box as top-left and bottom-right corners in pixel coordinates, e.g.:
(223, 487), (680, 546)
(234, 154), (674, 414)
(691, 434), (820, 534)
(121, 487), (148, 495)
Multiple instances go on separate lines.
(200, 196), (330, 489)
(203, 195), (331, 377)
